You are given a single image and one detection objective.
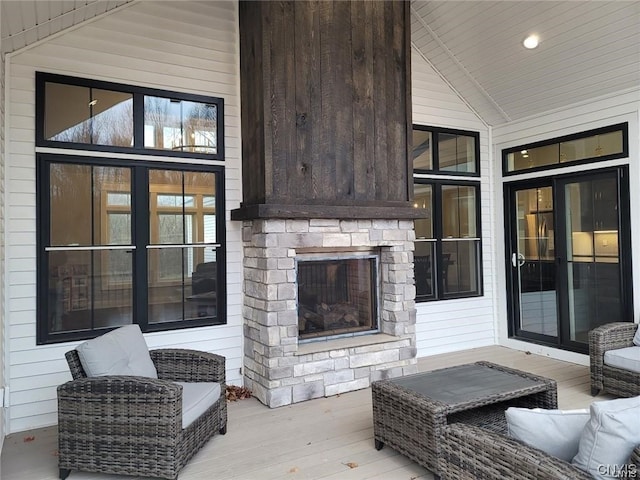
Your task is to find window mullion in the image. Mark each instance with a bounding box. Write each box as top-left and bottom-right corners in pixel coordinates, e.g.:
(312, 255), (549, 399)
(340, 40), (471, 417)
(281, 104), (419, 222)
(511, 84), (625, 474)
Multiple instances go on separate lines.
(133, 166), (149, 331)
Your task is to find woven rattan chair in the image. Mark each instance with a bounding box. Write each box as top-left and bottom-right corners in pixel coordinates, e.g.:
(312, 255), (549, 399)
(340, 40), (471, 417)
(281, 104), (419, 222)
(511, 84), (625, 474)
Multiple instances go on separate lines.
(439, 423), (640, 480)
(589, 322), (640, 397)
(58, 348), (227, 480)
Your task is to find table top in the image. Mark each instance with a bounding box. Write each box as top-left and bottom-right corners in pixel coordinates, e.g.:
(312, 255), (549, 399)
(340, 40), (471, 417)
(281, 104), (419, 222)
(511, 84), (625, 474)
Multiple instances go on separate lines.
(388, 361), (552, 406)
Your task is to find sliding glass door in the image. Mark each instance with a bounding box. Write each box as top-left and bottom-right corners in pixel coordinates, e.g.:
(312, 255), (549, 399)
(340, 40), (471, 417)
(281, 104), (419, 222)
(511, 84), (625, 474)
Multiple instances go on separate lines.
(505, 167), (632, 353)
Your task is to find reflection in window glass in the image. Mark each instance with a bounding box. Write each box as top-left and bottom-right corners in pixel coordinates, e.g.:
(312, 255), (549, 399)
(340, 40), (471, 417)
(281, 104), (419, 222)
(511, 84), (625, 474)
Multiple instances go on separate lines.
(442, 185), (477, 238)
(413, 130), (432, 170)
(560, 131), (624, 163)
(414, 240), (436, 300)
(438, 133), (476, 173)
(442, 240), (480, 296)
(44, 83), (133, 146)
(144, 97), (217, 154)
(506, 126), (625, 173)
(413, 183), (433, 239)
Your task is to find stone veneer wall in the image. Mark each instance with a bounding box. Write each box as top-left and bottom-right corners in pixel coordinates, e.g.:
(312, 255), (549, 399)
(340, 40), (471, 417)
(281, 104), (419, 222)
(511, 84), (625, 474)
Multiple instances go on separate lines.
(241, 218), (418, 408)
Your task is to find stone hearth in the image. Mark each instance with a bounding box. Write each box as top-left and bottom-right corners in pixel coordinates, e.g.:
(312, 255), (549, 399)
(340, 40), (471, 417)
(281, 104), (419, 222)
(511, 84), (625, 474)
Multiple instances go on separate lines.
(242, 218), (417, 408)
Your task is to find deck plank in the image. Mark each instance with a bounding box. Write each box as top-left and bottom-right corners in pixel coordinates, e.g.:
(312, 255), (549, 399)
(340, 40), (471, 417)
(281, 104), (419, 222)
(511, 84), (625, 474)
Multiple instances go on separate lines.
(1, 346), (605, 479)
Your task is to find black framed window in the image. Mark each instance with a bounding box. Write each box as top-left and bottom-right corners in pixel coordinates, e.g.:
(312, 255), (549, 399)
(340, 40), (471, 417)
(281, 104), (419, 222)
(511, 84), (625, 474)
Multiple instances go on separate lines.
(503, 123), (628, 175)
(36, 72), (224, 160)
(412, 125), (482, 301)
(37, 155), (226, 344)
(412, 125), (480, 175)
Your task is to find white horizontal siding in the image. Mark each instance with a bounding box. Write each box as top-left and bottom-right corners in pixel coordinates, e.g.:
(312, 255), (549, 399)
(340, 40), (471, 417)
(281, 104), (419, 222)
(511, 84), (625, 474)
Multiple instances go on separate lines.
(493, 89), (640, 351)
(411, 47), (497, 358)
(5, 1), (243, 434)
(1, 12), (7, 446)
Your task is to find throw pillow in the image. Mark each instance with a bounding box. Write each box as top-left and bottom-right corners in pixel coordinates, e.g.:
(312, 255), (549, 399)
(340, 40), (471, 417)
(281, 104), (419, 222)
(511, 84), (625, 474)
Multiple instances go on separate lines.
(633, 324), (640, 346)
(76, 324), (158, 378)
(572, 395), (640, 480)
(505, 407), (590, 461)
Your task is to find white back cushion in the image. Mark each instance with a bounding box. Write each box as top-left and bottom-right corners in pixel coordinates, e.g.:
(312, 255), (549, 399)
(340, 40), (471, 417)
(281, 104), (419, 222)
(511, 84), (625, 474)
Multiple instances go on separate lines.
(633, 324), (640, 346)
(76, 324), (158, 378)
(506, 407), (590, 461)
(572, 396), (640, 480)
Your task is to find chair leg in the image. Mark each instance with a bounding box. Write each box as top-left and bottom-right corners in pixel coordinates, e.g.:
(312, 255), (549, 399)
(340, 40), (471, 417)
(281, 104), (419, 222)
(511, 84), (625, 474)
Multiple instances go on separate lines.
(59, 468), (71, 480)
(219, 424), (227, 435)
(591, 386), (600, 396)
(375, 439), (384, 450)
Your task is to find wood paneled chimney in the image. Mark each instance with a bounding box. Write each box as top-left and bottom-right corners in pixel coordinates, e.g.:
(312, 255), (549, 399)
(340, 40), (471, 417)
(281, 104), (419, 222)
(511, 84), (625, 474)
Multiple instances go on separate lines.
(232, 0), (423, 220)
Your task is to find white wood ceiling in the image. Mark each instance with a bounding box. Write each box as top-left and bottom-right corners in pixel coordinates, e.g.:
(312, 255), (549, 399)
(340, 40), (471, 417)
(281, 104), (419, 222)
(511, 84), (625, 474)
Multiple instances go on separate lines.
(411, 1), (640, 125)
(1, 1), (639, 126)
(1, 0), (132, 54)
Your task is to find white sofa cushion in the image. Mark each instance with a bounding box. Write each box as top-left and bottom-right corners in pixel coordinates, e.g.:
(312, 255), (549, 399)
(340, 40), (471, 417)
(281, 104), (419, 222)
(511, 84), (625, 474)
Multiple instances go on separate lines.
(177, 382), (221, 429)
(604, 346), (640, 373)
(505, 407), (590, 461)
(572, 396), (640, 480)
(633, 324), (640, 346)
(76, 324), (158, 378)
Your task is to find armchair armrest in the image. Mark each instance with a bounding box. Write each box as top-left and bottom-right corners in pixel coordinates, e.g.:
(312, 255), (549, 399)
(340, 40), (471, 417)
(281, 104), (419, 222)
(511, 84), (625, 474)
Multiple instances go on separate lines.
(589, 322), (638, 394)
(150, 348), (226, 383)
(440, 423), (592, 480)
(58, 376), (183, 438)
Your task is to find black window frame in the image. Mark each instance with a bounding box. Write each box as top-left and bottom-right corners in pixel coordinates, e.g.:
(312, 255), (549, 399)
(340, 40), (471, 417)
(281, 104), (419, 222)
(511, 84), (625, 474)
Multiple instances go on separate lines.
(36, 154), (227, 345)
(502, 123), (628, 176)
(412, 125), (481, 177)
(412, 124), (483, 302)
(35, 72), (225, 161)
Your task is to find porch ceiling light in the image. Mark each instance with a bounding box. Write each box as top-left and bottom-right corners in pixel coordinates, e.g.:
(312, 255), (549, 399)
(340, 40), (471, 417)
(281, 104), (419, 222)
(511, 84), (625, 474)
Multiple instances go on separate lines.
(523, 34), (540, 49)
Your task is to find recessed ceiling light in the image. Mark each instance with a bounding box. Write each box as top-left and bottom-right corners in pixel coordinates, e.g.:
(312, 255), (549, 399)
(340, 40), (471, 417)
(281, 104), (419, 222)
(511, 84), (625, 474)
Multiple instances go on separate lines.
(523, 34), (539, 49)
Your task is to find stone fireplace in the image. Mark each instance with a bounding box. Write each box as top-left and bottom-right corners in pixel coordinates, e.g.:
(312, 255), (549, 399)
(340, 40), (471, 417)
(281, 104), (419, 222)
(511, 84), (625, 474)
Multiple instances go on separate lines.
(234, 1), (422, 407)
(241, 218), (417, 407)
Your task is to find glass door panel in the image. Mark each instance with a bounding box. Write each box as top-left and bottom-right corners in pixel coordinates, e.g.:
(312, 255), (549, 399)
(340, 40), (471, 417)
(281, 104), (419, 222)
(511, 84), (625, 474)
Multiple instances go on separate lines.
(564, 175), (622, 344)
(512, 186), (558, 339)
(147, 169), (218, 324)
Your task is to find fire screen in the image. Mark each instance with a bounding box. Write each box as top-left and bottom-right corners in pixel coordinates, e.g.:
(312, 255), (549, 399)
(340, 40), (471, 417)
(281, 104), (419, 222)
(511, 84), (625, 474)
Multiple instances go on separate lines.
(297, 255), (378, 340)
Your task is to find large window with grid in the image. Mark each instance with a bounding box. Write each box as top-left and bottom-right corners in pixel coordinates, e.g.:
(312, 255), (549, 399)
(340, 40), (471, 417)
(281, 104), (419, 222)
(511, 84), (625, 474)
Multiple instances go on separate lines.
(413, 126), (482, 301)
(36, 73), (226, 344)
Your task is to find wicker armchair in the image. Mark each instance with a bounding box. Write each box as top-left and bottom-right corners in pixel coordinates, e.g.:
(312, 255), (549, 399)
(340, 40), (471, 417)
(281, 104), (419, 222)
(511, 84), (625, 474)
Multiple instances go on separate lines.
(58, 348), (227, 480)
(439, 423), (640, 480)
(589, 322), (640, 397)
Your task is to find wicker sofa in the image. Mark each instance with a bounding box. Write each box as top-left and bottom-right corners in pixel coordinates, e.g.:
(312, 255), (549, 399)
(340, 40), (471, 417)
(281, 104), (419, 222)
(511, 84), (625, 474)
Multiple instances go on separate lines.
(439, 422), (640, 480)
(58, 348), (227, 480)
(589, 322), (640, 397)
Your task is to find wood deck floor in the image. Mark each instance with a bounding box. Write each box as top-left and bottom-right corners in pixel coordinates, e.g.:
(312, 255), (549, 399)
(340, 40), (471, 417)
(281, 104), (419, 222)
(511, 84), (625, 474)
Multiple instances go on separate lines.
(1, 346), (610, 480)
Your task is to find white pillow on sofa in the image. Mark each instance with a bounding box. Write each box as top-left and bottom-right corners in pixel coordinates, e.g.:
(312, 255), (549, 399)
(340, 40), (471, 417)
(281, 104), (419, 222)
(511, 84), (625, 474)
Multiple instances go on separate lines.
(76, 324), (158, 378)
(572, 395), (640, 480)
(505, 407), (590, 461)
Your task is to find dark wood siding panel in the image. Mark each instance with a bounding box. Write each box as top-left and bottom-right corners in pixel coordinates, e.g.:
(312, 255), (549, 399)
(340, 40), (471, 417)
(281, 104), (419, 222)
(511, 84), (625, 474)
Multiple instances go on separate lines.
(330, 1), (355, 201)
(238, 1), (266, 205)
(268, 1), (296, 202)
(294, 0), (321, 200)
(387, 0), (409, 201)
(371, 0), (388, 201)
(351, 0), (375, 201)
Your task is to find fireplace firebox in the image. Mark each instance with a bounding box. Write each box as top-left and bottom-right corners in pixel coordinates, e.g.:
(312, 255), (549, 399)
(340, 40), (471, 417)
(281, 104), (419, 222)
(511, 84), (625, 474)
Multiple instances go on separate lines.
(297, 253), (378, 341)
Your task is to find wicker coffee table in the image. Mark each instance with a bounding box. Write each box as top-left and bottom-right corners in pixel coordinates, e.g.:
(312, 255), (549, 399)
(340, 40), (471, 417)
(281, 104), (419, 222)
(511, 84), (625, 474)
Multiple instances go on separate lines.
(371, 361), (557, 476)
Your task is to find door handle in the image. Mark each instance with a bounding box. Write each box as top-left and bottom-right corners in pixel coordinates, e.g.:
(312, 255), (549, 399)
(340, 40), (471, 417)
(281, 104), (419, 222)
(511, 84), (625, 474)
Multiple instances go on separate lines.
(512, 253), (525, 267)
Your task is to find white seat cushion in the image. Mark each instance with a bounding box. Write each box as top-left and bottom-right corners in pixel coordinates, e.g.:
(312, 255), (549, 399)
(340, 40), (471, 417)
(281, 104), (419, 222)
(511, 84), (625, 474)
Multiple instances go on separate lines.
(604, 346), (640, 373)
(506, 407), (590, 461)
(572, 396), (640, 480)
(177, 382), (221, 429)
(76, 324), (158, 378)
